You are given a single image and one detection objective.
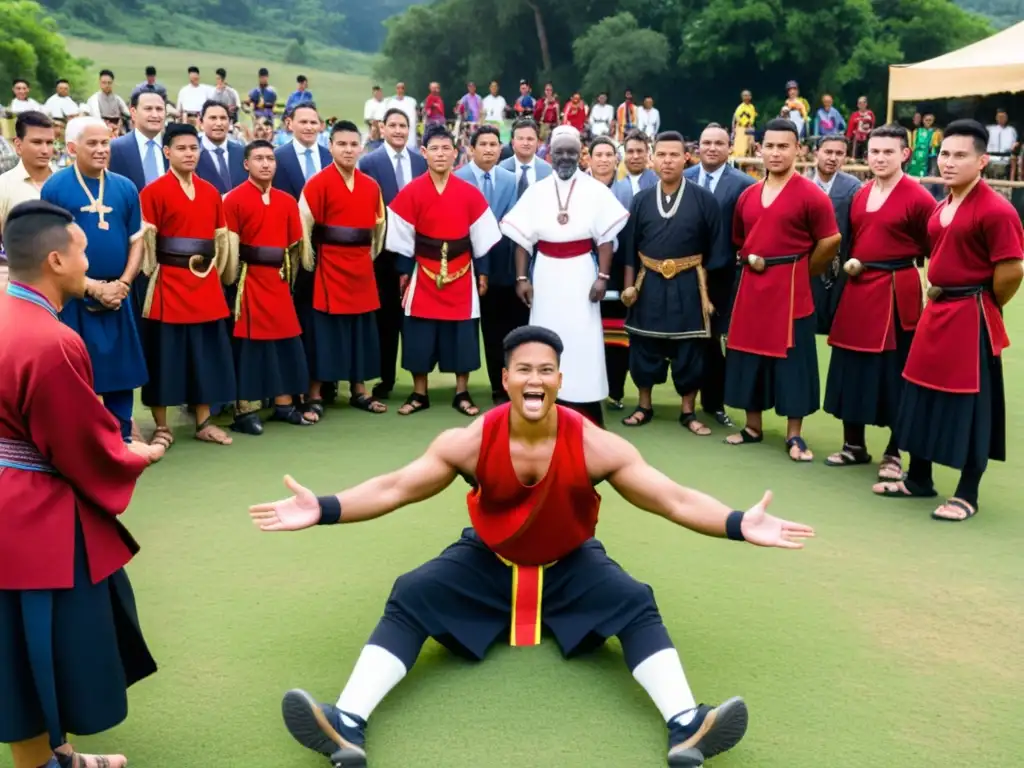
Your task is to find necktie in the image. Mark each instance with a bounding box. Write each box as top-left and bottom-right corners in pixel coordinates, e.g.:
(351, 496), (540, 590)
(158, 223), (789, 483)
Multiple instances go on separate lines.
(482, 171), (494, 207)
(394, 152), (406, 189)
(517, 164), (529, 199)
(214, 147), (231, 190)
(303, 149), (315, 181)
(703, 172), (713, 190)
(143, 139), (160, 185)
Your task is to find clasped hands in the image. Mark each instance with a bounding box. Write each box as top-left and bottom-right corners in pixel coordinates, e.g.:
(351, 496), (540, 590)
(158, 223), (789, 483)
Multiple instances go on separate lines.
(87, 278), (130, 310)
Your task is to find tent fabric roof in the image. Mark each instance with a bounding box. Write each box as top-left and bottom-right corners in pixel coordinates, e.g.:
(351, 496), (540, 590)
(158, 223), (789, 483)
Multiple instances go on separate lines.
(888, 21), (1024, 101)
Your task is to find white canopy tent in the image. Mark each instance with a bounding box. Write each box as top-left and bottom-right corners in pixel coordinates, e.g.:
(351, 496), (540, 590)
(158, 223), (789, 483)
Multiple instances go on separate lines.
(886, 21), (1024, 121)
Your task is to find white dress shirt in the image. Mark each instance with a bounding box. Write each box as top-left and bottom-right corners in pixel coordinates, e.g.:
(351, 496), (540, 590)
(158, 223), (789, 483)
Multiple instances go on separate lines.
(698, 162), (727, 193)
(293, 138), (322, 175)
(177, 83), (213, 114)
(812, 170), (836, 196)
(364, 97), (386, 123)
(482, 95), (507, 122)
(514, 156), (538, 188)
(637, 106), (661, 138)
(9, 98), (42, 115)
(388, 144), (412, 188)
(589, 103), (614, 136)
(43, 94), (80, 120)
(987, 124), (1017, 163)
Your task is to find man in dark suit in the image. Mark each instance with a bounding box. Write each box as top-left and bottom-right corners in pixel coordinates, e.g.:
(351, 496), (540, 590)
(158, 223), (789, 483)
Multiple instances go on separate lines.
(194, 100), (246, 194)
(685, 123), (756, 426)
(108, 91), (168, 192)
(455, 124), (519, 403)
(271, 102), (332, 201)
(498, 117), (551, 199)
(357, 107), (427, 399)
(808, 135), (861, 334)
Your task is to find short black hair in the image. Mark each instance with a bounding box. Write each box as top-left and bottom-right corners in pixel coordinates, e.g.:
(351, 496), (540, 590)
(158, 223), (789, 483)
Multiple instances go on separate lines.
(3, 200), (75, 279)
(869, 123), (909, 148)
(99, 69), (114, 79)
(764, 118), (800, 141)
(623, 129), (649, 149)
(943, 119), (989, 155)
(55, 78), (69, 87)
(503, 325), (563, 366)
(818, 134), (848, 150)
(258, 67), (269, 77)
(511, 117), (539, 140)
(15, 111), (53, 139)
(654, 130), (686, 148)
(329, 119), (360, 139)
(297, 75), (308, 83)
(131, 90), (165, 109)
(589, 135), (616, 154)
(145, 66), (157, 76)
(422, 123), (454, 148)
(289, 102), (319, 120)
(164, 121), (199, 146)
(13, 78), (28, 87)
(244, 139), (275, 160)
(216, 68), (227, 78)
(188, 66), (199, 75)
(470, 124), (501, 147)
(200, 99), (229, 119)
(382, 107), (409, 127)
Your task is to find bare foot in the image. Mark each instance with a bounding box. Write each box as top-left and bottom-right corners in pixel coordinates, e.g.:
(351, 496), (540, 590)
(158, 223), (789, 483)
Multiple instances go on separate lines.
(195, 419), (233, 445)
(55, 747), (128, 767)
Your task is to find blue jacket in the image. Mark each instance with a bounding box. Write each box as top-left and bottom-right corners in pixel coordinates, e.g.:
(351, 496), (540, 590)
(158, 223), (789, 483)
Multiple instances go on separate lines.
(357, 144), (428, 205)
(195, 139), (247, 194)
(611, 168), (657, 206)
(455, 162), (517, 284)
(271, 141), (333, 200)
(108, 130), (168, 192)
(498, 155), (551, 199)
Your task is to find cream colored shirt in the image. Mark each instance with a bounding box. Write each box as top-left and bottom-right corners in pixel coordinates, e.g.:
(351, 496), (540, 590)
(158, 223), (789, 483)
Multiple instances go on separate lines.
(0, 161), (49, 233)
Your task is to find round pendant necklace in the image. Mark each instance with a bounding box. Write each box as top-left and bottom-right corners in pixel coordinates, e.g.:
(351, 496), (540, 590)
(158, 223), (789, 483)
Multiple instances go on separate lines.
(656, 179), (685, 219)
(554, 178), (576, 225)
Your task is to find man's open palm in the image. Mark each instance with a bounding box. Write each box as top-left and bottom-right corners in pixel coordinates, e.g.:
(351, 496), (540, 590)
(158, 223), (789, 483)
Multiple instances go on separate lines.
(741, 491), (815, 549)
(249, 475), (321, 531)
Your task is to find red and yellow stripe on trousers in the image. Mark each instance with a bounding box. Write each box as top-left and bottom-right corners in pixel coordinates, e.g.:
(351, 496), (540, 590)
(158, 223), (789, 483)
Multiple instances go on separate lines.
(498, 555), (557, 646)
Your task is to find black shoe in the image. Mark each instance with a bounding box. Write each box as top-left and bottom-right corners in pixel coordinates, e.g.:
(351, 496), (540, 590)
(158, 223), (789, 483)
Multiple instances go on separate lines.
(281, 689), (367, 767)
(230, 411), (263, 435)
(321, 382), (339, 405)
(372, 382), (393, 400)
(666, 697), (748, 766)
(704, 410), (734, 427)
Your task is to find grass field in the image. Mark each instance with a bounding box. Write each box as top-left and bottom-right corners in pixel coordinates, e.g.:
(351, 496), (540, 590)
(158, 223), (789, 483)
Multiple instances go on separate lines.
(65, 38), (375, 123)
(3, 326), (1023, 768)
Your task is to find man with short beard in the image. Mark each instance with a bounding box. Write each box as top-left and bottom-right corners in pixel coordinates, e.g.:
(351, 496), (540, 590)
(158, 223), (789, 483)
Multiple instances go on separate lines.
(725, 118), (840, 462)
(41, 116), (148, 442)
(824, 124), (936, 482)
(502, 125), (629, 426)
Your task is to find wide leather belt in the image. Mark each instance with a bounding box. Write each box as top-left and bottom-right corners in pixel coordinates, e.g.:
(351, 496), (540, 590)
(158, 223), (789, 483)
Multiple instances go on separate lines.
(239, 244), (286, 267)
(863, 258), (917, 272)
(312, 224), (373, 246)
(927, 283), (989, 301)
(759, 254), (800, 266)
(156, 236), (215, 276)
(415, 235), (471, 260)
(634, 252), (713, 323)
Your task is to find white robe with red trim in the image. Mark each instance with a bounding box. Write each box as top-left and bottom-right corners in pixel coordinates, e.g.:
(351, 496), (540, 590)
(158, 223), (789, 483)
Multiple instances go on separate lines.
(501, 169), (629, 402)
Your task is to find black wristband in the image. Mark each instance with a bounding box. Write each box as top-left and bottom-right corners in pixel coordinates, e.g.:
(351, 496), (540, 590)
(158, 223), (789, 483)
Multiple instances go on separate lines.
(317, 495), (342, 525)
(726, 510), (746, 541)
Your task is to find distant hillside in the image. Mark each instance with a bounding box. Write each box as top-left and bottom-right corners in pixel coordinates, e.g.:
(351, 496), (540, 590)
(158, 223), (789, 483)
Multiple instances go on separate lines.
(40, 0), (421, 67)
(955, 0), (1023, 27)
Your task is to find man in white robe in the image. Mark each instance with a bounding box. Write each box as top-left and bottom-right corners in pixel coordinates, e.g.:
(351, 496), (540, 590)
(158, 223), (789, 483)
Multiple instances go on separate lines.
(501, 125), (629, 426)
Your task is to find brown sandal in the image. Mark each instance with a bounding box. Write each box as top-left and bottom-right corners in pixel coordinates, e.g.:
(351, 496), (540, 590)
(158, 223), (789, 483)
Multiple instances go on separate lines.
(195, 417), (233, 445)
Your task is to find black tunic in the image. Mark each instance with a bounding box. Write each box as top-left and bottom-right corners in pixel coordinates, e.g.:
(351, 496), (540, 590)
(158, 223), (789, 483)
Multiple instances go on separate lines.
(619, 182), (722, 339)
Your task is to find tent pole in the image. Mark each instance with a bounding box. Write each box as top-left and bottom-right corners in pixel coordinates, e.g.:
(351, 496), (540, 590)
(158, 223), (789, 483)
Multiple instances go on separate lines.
(886, 98), (895, 124)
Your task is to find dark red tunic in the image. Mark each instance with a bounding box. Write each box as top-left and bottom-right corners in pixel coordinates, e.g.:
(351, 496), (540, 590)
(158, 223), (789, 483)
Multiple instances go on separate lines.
(467, 403), (600, 566)
(903, 181), (1024, 394)
(224, 181), (304, 340)
(729, 173), (839, 357)
(829, 174), (936, 353)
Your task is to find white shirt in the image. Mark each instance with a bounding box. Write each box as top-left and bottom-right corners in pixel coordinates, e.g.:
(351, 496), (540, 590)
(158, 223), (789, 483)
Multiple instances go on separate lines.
(987, 124), (1017, 162)
(628, 173), (643, 195)
(589, 103), (614, 135)
(177, 83), (213, 114)
(201, 135), (229, 153)
(134, 129), (163, 173)
(482, 94), (507, 122)
(292, 138), (322, 175)
(812, 170), (835, 196)
(364, 97), (386, 123)
(637, 106), (661, 138)
(698, 163), (727, 194)
(388, 143), (412, 188)
(43, 94), (79, 120)
(9, 98), (42, 115)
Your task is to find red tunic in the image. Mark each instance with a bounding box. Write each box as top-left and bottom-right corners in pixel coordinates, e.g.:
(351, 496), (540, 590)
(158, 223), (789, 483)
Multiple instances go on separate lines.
(388, 173), (498, 321)
(223, 181), (304, 340)
(301, 165), (382, 315)
(728, 173), (839, 357)
(903, 181), (1024, 393)
(563, 102), (587, 131)
(467, 403), (600, 566)
(141, 172), (229, 324)
(0, 286), (148, 590)
(829, 175), (936, 353)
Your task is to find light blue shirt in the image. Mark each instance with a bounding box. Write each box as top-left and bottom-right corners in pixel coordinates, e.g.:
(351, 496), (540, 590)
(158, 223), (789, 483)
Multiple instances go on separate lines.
(698, 163), (727, 194)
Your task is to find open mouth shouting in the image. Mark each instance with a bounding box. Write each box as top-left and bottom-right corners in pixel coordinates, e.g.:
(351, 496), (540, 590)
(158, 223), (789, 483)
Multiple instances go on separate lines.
(522, 390), (546, 414)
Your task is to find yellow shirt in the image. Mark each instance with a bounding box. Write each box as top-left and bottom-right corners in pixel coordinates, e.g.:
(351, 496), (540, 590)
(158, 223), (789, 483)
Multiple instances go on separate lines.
(734, 102), (757, 128)
(0, 161), (49, 234)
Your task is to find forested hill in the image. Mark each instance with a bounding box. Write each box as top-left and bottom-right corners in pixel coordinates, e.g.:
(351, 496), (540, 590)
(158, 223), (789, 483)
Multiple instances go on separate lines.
(956, 0), (1023, 27)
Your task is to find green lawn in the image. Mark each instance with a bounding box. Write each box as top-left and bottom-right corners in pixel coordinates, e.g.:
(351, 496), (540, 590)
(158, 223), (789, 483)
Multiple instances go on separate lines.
(3, 324), (1022, 768)
(65, 38), (375, 123)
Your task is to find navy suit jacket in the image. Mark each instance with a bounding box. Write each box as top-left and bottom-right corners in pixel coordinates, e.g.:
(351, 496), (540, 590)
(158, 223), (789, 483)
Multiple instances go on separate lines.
(357, 144), (427, 205)
(684, 162), (757, 333)
(108, 130), (168, 192)
(272, 142), (333, 200)
(195, 139), (247, 194)
(455, 162), (517, 284)
(813, 169), (862, 333)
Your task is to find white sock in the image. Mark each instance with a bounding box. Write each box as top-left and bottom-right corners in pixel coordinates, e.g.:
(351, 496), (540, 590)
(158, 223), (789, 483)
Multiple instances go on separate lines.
(631, 648), (698, 722)
(335, 644), (408, 722)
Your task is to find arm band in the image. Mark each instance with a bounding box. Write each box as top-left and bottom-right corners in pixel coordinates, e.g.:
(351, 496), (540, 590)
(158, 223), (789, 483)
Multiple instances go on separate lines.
(317, 495), (342, 525)
(725, 510), (745, 541)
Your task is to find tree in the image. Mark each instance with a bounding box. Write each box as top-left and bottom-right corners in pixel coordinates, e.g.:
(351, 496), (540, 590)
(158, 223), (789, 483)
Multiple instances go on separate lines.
(573, 13), (669, 97)
(0, 1), (88, 99)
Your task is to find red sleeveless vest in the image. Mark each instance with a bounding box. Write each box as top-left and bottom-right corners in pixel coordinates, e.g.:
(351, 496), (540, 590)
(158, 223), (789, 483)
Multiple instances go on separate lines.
(467, 403), (601, 566)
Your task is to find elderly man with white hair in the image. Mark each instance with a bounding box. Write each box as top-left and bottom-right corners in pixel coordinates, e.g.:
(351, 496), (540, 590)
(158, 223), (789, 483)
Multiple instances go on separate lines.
(501, 124), (630, 426)
(39, 115), (149, 443)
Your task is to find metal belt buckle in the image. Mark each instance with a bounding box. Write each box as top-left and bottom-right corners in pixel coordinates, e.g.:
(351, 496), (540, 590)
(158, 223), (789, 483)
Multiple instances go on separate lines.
(660, 259), (678, 279)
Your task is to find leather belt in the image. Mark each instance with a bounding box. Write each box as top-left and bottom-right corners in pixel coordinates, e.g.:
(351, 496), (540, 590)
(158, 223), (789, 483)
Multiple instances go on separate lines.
(156, 236), (215, 277)
(312, 224), (373, 247)
(863, 258), (916, 272)
(759, 254), (800, 266)
(634, 252), (714, 325)
(239, 244), (286, 267)
(415, 235), (471, 260)
(927, 283), (990, 301)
